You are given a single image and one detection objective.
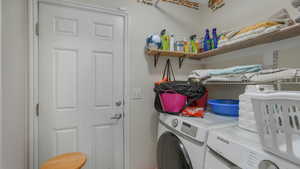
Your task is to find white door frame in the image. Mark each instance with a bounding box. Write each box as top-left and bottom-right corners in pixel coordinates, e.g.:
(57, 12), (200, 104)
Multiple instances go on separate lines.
(0, 0), (2, 168)
(28, 1), (130, 169)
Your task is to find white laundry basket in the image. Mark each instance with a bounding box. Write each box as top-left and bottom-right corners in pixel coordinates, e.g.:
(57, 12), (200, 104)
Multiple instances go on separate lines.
(252, 92), (300, 165)
(239, 85), (274, 133)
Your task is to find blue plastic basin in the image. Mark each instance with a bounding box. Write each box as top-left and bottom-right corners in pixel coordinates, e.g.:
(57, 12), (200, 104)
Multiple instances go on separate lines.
(208, 99), (239, 117)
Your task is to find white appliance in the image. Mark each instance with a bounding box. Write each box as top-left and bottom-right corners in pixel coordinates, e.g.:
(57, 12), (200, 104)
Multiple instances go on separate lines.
(205, 126), (300, 169)
(157, 113), (237, 169)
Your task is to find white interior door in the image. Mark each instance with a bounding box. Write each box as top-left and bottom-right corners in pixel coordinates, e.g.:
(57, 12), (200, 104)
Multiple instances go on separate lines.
(38, 2), (125, 169)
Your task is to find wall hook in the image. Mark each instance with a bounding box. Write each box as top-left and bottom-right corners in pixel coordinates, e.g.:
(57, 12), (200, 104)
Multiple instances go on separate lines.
(179, 56), (185, 69)
(154, 55), (160, 67)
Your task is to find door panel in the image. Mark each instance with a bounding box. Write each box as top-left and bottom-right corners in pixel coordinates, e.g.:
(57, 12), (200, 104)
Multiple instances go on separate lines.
(55, 128), (78, 155)
(38, 2), (124, 169)
(54, 48), (78, 110)
(93, 51), (113, 108)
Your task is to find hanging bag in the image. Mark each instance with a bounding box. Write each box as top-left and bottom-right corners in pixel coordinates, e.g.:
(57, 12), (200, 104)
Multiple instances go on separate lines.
(155, 59), (175, 85)
(154, 59), (207, 115)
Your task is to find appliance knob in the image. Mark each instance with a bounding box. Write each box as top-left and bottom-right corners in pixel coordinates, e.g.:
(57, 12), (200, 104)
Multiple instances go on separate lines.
(172, 119), (179, 128)
(259, 160), (279, 169)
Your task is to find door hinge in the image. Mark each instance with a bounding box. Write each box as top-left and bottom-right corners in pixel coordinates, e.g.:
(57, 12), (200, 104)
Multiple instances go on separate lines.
(35, 22), (39, 36)
(36, 103), (40, 117)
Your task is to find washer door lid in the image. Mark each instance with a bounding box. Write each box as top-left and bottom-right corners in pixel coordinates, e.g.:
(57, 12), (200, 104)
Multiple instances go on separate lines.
(157, 132), (193, 169)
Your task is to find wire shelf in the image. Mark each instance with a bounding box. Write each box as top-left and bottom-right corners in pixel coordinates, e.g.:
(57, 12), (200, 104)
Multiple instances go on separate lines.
(204, 77), (300, 85)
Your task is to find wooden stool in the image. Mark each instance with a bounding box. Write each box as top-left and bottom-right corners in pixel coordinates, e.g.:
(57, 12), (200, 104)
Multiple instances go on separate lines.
(40, 152), (87, 169)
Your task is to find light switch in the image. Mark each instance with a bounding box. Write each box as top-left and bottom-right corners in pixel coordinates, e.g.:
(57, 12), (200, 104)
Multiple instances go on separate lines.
(132, 88), (144, 100)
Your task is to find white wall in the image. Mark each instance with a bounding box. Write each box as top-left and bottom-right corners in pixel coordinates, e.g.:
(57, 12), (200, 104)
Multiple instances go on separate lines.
(2, 1), (203, 169)
(2, 0), (28, 169)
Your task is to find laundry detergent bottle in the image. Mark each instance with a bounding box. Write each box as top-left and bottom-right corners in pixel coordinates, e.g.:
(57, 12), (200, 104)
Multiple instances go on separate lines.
(212, 28), (219, 49)
(160, 29), (170, 51)
(203, 29), (211, 51)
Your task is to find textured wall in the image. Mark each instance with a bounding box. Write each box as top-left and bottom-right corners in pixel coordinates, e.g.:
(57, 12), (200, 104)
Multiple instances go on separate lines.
(2, 0), (28, 169)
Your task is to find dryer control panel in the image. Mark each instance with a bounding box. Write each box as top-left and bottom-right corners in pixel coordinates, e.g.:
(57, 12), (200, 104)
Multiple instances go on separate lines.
(181, 122), (198, 138)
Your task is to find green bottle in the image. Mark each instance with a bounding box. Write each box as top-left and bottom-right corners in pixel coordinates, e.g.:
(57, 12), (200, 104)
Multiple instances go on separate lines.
(160, 29), (170, 51)
(190, 35), (197, 53)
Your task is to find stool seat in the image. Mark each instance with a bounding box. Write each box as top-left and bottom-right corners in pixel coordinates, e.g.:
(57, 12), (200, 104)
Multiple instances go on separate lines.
(40, 152), (87, 169)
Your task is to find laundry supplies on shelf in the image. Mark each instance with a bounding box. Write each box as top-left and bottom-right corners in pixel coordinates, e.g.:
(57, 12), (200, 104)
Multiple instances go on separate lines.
(160, 29), (170, 51)
(212, 28), (219, 49)
(146, 34), (161, 49)
(203, 29), (212, 51)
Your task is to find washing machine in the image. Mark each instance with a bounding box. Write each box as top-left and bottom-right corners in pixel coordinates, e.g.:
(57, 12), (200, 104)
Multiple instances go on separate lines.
(205, 126), (300, 169)
(157, 113), (238, 169)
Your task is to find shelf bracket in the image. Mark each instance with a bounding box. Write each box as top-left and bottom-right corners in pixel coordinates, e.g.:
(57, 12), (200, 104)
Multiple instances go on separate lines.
(179, 56), (185, 69)
(154, 54), (160, 67)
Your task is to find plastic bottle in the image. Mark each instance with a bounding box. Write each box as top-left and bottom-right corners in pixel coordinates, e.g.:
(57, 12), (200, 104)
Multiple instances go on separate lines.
(170, 34), (175, 51)
(212, 28), (218, 49)
(160, 29), (170, 51)
(203, 29), (211, 51)
(190, 35), (197, 53)
(183, 38), (190, 53)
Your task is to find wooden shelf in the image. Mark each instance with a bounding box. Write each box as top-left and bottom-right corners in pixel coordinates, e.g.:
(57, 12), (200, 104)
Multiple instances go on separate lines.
(147, 24), (300, 60)
(146, 49), (198, 58)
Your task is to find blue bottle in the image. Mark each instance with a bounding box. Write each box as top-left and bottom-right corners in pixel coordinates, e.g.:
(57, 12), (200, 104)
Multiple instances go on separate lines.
(212, 28), (218, 49)
(203, 29), (211, 51)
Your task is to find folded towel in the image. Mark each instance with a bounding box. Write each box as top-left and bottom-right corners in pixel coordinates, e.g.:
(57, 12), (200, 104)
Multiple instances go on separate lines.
(209, 65), (263, 76)
(247, 68), (299, 83)
(203, 74), (246, 84)
(268, 8), (294, 25)
(200, 68), (300, 84)
(189, 69), (214, 80)
(189, 65), (263, 80)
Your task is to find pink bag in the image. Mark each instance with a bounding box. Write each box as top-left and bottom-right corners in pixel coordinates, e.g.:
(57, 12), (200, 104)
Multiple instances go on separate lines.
(160, 91), (187, 113)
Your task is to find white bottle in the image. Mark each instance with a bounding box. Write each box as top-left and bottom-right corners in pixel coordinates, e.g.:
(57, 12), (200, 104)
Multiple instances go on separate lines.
(170, 34), (175, 51)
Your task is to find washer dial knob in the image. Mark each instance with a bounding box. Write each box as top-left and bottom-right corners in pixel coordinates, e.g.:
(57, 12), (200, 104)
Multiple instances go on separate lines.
(171, 119), (179, 128)
(259, 160), (279, 169)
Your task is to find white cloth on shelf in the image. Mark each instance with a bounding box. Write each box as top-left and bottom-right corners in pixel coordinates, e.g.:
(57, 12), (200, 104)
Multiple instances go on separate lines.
(189, 69), (214, 80)
(203, 74), (247, 84)
(189, 65), (262, 80)
(248, 68), (299, 82)
(199, 68), (300, 84)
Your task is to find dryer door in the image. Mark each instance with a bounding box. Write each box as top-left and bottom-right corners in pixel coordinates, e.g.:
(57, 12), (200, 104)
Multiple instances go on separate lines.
(157, 132), (193, 169)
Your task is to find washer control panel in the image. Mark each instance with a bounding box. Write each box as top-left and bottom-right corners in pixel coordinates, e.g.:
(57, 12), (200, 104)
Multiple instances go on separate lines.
(171, 119), (179, 128)
(181, 122), (198, 137)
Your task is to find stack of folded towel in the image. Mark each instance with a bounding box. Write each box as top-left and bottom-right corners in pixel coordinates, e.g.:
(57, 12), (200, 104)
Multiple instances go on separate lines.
(189, 65), (300, 84)
(189, 64), (263, 81)
(246, 68), (300, 83)
(218, 9), (294, 47)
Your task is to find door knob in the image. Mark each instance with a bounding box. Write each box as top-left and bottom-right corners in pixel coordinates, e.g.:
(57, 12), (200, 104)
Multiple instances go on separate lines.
(115, 101), (122, 107)
(111, 113), (122, 120)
